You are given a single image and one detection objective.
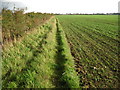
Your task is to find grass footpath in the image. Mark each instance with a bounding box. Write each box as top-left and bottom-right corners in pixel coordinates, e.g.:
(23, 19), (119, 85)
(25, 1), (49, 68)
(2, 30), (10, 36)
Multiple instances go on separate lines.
(2, 17), (57, 88)
(2, 17), (80, 88)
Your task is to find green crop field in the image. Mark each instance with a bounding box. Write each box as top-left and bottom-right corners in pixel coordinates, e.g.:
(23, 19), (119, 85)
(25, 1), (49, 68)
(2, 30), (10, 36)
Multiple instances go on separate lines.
(57, 15), (119, 88)
(2, 13), (119, 88)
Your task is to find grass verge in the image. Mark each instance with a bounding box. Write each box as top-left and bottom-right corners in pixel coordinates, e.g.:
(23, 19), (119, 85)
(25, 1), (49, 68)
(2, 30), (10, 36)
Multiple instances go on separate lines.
(55, 19), (80, 88)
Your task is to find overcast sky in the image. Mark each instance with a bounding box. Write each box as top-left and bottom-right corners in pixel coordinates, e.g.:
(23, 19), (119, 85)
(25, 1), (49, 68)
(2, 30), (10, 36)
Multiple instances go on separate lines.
(2, 0), (120, 14)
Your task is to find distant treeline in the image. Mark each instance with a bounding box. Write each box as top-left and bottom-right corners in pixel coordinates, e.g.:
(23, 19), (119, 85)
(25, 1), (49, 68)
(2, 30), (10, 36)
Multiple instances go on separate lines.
(55, 13), (120, 15)
(2, 8), (53, 44)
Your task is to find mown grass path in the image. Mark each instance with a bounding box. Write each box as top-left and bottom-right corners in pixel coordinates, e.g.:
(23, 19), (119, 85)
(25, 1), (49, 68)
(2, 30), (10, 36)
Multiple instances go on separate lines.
(2, 17), (57, 88)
